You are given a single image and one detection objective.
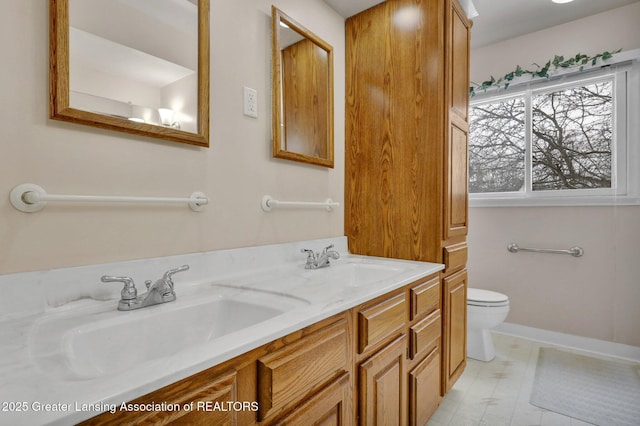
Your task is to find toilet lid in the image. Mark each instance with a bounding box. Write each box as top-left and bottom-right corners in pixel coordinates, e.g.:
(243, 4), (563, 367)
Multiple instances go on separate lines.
(467, 288), (509, 306)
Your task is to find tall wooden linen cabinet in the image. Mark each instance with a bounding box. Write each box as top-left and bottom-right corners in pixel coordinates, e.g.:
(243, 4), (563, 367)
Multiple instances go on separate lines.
(345, 0), (471, 412)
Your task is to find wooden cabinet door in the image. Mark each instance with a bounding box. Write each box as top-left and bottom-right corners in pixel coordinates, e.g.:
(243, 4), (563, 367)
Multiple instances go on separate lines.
(444, 118), (469, 240)
(444, 0), (470, 241)
(359, 335), (406, 426)
(409, 347), (441, 426)
(271, 373), (352, 426)
(448, 0), (470, 121)
(442, 269), (467, 393)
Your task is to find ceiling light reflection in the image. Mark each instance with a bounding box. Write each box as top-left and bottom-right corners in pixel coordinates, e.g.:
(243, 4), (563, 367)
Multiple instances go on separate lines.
(393, 6), (421, 31)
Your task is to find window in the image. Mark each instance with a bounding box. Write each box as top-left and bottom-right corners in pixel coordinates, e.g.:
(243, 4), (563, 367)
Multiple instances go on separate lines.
(468, 61), (639, 206)
(531, 80), (613, 191)
(469, 96), (526, 193)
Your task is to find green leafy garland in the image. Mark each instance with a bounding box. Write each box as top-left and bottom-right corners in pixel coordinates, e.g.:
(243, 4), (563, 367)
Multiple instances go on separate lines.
(469, 49), (621, 97)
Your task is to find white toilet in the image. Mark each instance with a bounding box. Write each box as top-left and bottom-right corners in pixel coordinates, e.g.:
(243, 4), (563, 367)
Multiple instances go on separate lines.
(467, 288), (510, 362)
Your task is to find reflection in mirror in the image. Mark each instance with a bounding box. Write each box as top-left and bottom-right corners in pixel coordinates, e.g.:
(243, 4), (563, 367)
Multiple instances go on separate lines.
(272, 6), (334, 168)
(50, 0), (209, 147)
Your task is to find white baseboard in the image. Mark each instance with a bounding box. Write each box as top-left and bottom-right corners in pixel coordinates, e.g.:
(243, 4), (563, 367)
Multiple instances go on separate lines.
(494, 322), (640, 363)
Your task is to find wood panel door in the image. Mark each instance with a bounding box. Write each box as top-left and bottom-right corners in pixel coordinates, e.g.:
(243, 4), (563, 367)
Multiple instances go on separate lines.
(444, 119), (468, 240)
(443, 0), (470, 241)
(358, 335), (407, 426)
(448, 0), (470, 121)
(442, 269), (467, 393)
(409, 347), (442, 426)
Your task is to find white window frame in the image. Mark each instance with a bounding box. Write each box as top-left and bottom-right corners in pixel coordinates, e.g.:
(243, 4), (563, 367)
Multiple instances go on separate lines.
(469, 50), (640, 207)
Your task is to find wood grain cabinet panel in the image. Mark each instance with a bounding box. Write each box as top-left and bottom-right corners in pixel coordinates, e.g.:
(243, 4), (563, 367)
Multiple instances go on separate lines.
(358, 293), (407, 354)
(444, 121), (469, 240)
(443, 242), (467, 275)
(442, 269), (467, 393)
(410, 276), (440, 320)
(345, 0), (470, 399)
(444, 0), (470, 242)
(257, 319), (348, 421)
(410, 310), (441, 360)
(359, 335), (407, 426)
(449, 1), (470, 121)
(344, 0), (445, 263)
(271, 373), (352, 426)
(409, 348), (442, 426)
(80, 370), (238, 426)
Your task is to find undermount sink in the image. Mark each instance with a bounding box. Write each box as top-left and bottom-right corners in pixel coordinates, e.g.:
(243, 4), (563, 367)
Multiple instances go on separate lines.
(214, 257), (416, 291)
(310, 258), (410, 287)
(27, 256), (418, 381)
(28, 286), (308, 379)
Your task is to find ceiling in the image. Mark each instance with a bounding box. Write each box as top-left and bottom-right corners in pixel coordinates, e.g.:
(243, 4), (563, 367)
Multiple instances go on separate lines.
(322, 0), (640, 48)
(322, 0), (385, 18)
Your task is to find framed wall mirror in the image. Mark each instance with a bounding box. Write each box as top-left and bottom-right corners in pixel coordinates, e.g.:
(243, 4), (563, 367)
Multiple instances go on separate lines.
(271, 6), (334, 168)
(50, 0), (210, 147)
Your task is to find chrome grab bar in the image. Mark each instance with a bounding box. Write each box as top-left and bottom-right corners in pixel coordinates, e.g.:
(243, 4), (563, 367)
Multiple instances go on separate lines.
(507, 243), (584, 258)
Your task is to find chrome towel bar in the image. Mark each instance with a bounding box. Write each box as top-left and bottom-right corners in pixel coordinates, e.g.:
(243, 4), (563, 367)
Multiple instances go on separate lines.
(10, 183), (208, 213)
(507, 243), (584, 257)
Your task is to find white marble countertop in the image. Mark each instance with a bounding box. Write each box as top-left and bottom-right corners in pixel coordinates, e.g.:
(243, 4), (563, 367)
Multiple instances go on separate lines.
(0, 237), (443, 425)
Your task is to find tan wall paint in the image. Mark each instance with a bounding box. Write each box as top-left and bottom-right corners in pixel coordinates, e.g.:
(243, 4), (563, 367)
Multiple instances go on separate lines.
(471, 2), (640, 84)
(0, 0), (345, 274)
(468, 3), (640, 347)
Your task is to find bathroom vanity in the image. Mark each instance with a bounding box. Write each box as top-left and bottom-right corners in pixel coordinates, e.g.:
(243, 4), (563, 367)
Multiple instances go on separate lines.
(84, 272), (442, 425)
(0, 237), (443, 425)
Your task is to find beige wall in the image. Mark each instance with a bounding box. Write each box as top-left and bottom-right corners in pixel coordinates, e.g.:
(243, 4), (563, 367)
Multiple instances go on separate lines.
(471, 2), (640, 84)
(468, 3), (640, 347)
(0, 0), (345, 274)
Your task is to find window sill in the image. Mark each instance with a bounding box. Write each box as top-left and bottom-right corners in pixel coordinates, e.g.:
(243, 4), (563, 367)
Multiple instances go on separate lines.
(469, 195), (640, 208)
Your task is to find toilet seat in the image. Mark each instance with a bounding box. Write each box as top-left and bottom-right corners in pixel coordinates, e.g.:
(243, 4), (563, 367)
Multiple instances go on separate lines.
(467, 288), (509, 307)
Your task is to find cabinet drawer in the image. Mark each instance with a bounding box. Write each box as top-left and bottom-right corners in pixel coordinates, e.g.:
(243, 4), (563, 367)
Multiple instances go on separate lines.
(257, 319), (348, 421)
(271, 373), (351, 426)
(81, 369), (238, 425)
(410, 309), (441, 359)
(410, 276), (440, 320)
(358, 293), (407, 354)
(443, 242), (467, 274)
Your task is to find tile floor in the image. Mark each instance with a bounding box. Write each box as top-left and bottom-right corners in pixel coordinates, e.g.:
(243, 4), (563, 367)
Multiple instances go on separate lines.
(427, 333), (596, 426)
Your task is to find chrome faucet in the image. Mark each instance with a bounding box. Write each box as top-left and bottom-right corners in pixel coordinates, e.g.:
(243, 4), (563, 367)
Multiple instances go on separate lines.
(301, 244), (340, 269)
(101, 265), (189, 311)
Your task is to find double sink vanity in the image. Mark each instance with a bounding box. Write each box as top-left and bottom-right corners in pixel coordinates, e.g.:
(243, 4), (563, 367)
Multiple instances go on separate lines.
(1, 0), (474, 422)
(0, 237), (444, 425)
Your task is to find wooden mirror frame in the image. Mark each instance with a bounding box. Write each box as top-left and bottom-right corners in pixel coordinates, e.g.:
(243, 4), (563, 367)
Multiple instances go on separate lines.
(271, 6), (334, 168)
(49, 0), (210, 147)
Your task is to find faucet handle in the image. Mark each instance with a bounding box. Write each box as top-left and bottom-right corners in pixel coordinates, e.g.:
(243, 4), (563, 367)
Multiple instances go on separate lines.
(101, 275), (137, 300)
(322, 244), (335, 254)
(162, 265), (190, 282)
(301, 248), (316, 260)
